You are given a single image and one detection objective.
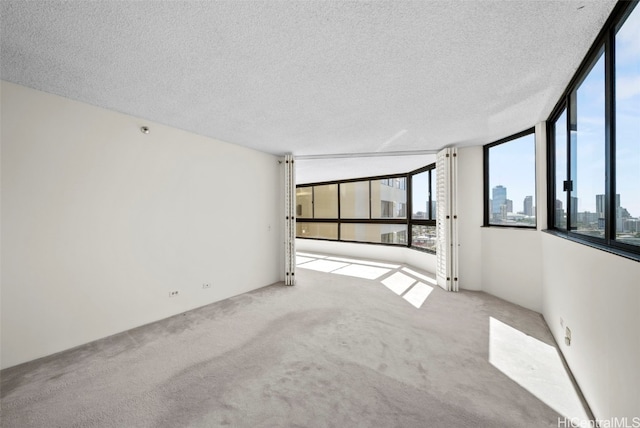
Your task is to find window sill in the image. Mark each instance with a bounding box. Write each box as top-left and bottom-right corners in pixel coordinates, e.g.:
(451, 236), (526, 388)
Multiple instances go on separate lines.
(481, 225), (537, 230)
(295, 237), (436, 255)
(542, 229), (640, 263)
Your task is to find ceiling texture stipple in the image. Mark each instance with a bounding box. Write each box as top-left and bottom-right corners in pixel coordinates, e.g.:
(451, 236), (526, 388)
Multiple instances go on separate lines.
(1, 1), (617, 168)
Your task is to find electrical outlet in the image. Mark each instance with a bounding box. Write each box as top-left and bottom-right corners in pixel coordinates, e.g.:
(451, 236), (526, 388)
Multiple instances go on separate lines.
(202, 283), (211, 289)
(169, 290), (180, 297)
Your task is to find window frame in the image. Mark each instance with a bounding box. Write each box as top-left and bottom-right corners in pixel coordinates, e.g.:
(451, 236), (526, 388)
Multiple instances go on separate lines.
(295, 163), (436, 252)
(483, 128), (537, 229)
(546, 0), (640, 261)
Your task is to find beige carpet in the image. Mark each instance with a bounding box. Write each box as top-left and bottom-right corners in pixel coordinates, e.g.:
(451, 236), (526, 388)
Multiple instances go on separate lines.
(1, 254), (588, 427)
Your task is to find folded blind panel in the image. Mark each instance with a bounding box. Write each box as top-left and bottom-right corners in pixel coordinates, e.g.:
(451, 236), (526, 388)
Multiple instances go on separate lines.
(284, 154), (296, 286)
(436, 148), (459, 292)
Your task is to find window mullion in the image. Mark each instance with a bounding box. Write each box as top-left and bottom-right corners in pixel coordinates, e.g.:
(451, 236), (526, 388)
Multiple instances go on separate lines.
(407, 173), (412, 247)
(605, 28), (615, 244)
(337, 183), (341, 241)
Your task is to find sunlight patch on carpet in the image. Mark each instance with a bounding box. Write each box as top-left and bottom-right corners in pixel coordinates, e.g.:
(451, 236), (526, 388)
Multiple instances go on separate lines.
(332, 264), (391, 280)
(403, 282), (433, 308)
(489, 317), (589, 421)
(296, 256), (316, 265)
(298, 259), (349, 273)
(381, 272), (416, 295)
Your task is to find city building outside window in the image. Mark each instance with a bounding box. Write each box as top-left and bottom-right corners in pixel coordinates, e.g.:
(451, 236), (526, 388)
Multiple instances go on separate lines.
(484, 129), (537, 228)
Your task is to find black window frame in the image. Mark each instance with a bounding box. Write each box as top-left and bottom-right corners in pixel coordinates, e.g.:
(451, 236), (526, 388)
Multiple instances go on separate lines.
(546, 0), (640, 261)
(295, 163), (437, 253)
(483, 128), (537, 229)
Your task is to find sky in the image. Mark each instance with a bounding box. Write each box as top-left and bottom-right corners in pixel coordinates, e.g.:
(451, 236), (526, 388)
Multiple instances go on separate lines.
(489, 133), (536, 215)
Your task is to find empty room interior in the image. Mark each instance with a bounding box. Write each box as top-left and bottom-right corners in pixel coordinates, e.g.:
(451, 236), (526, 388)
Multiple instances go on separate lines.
(1, 1), (639, 427)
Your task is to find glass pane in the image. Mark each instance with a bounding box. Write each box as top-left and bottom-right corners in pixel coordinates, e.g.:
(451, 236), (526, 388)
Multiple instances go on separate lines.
(615, 4), (640, 246)
(340, 181), (370, 218)
(554, 109), (568, 230)
(572, 49), (605, 238)
(340, 223), (407, 244)
(488, 133), (536, 226)
(296, 187), (313, 219)
(371, 178), (406, 219)
(430, 169), (437, 220)
(313, 184), (338, 218)
(411, 171), (429, 219)
(411, 225), (436, 252)
(296, 222), (338, 240)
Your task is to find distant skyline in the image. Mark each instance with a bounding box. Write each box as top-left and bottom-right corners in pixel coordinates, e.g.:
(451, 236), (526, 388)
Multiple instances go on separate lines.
(488, 133), (536, 216)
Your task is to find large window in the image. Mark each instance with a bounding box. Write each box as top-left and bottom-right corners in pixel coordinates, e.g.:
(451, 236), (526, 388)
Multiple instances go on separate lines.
(484, 129), (537, 228)
(548, 1), (640, 257)
(296, 165), (435, 252)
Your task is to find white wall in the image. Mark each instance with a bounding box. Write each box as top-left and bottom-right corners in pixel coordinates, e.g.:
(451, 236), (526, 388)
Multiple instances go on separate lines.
(480, 227), (542, 312)
(456, 146), (483, 291)
(296, 239), (436, 274)
(454, 126), (547, 312)
(1, 81), (283, 369)
(541, 234), (640, 421)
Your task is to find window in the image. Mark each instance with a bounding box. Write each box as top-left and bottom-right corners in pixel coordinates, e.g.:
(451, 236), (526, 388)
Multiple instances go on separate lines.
(553, 109), (568, 230)
(295, 167), (434, 251)
(484, 129), (536, 227)
(372, 178), (406, 219)
(296, 187), (313, 218)
(411, 225), (436, 252)
(409, 165), (437, 252)
(615, 3), (640, 247)
(548, 0), (640, 257)
(296, 222), (338, 240)
(340, 181), (370, 219)
(411, 170), (430, 219)
(573, 49), (605, 238)
(313, 184), (338, 218)
(342, 224), (408, 245)
(295, 185), (337, 219)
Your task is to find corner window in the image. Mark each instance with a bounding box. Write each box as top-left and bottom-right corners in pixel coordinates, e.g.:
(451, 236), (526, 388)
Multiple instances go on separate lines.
(549, 1), (639, 258)
(484, 130), (537, 228)
(296, 166), (434, 252)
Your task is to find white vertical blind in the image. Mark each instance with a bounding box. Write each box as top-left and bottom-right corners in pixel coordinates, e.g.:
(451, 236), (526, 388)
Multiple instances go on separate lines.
(284, 154), (296, 286)
(436, 148), (459, 291)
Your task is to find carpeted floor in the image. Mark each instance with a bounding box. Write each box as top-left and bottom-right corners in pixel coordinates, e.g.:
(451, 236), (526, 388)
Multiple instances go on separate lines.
(1, 254), (587, 427)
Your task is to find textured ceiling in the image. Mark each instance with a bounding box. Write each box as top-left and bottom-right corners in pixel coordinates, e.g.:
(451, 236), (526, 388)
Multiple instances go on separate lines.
(1, 0), (617, 164)
(296, 154), (437, 184)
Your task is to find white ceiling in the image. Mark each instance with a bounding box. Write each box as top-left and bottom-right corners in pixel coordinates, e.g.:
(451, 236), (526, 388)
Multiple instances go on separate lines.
(1, 0), (617, 181)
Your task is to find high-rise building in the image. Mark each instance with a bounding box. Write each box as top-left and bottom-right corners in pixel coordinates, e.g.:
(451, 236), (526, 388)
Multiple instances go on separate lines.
(524, 196), (533, 216)
(506, 199), (513, 214)
(492, 185), (507, 219)
(596, 194), (622, 232)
